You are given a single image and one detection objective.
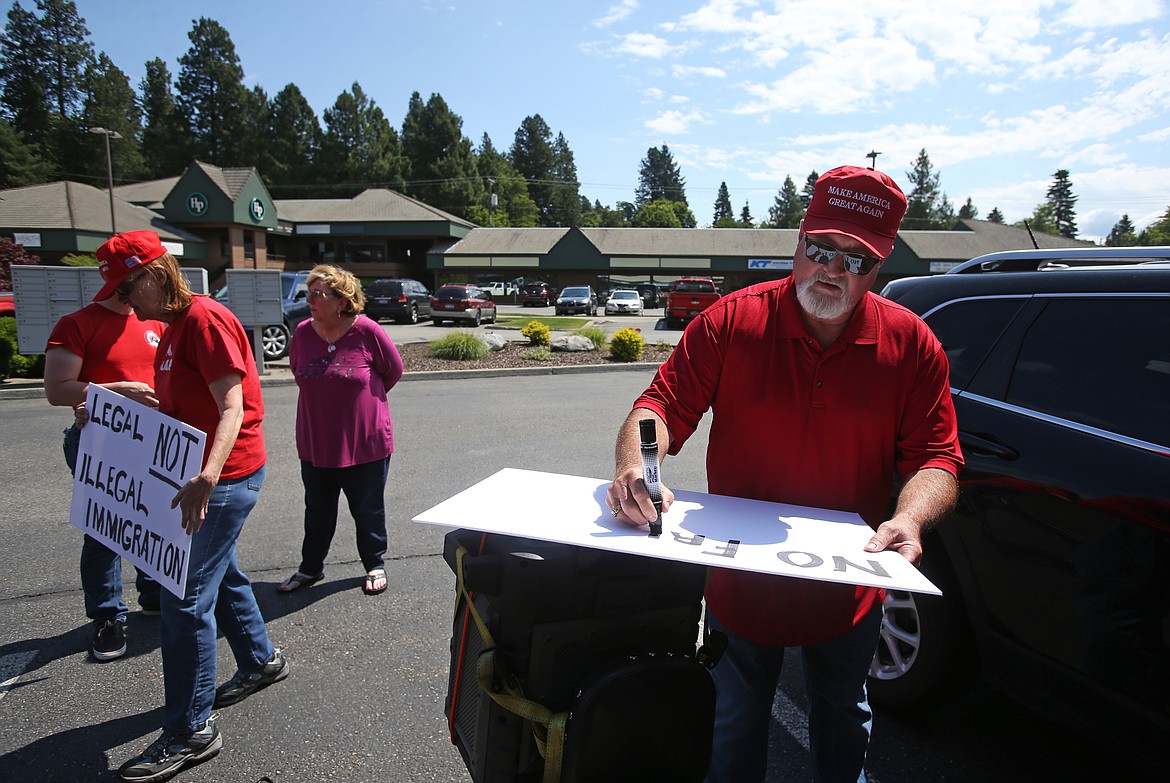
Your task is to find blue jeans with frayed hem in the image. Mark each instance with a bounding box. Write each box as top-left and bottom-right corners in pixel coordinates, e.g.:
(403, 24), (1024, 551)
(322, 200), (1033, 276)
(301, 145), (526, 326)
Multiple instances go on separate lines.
(703, 603), (882, 783)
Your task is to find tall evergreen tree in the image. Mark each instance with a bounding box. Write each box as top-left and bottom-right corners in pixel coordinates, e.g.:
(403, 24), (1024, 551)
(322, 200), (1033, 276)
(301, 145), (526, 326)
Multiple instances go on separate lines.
(712, 181), (734, 226)
(958, 197), (978, 220)
(237, 84), (270, 177)
(1046, 169), (1078, 239)
(0, 3), (49, 142)
(0, 118), (51, 187)
(80, 52), (143, 183)
(986, 207), (1004, 223)
(319, 81), (406, 195)
(738, 201), (754, 228)
(472, 133), (538, 227)
(264, 83), (320, 195)
(800, 170), (819, 210)
(904, 149), (948, 229)
(1136, 206), (1170, 245)
(510, 114), (556, 225)
(401, 91), (481, 217)
(1105, 214), (1137, 247)
(635, 144), (687, 205)
(176, 18), (248, 165)
(139, 58), (189, 178)
(36, 0), (92, 120)
(766, 176), (803, 228)
(547, 131), (580, 226)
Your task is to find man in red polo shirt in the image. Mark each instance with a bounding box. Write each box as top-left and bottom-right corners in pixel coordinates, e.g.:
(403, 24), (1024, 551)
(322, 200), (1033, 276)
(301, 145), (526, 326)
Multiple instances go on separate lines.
(607, 165), (963, 783)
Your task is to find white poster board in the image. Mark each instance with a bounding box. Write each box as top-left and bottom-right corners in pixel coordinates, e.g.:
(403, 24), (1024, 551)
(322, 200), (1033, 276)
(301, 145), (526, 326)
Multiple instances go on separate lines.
(69, 386), (207, 599)
(413, 468), (940, 595)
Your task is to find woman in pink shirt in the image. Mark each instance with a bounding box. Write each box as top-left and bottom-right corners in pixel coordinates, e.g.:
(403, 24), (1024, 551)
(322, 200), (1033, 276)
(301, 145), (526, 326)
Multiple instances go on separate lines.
(281, 265), (404, 596)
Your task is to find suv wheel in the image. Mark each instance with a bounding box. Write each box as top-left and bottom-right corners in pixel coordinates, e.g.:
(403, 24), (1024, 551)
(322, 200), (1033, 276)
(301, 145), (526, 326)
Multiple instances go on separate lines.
(868, 553), (977, 711)
(399, 305), (418, 325)
(471, 308), (481, 326)
(262, 323), (291, 361)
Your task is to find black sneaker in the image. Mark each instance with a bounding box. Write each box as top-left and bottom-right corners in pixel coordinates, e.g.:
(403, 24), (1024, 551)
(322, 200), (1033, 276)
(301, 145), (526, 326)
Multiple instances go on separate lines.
(92, 619), (127, 661)
(213, 648), (288, 707)
(118, 723), (222, 782)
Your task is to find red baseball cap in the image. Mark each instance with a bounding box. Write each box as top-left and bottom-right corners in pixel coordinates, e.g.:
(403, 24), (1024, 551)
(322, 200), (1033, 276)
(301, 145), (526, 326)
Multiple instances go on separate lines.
(94, 230), (167, 301)
(803, 166), (908, 258)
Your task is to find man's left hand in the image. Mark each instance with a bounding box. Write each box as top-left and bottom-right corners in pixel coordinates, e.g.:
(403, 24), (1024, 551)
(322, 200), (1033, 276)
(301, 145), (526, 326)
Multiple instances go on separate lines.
(864, 517), (924, 564)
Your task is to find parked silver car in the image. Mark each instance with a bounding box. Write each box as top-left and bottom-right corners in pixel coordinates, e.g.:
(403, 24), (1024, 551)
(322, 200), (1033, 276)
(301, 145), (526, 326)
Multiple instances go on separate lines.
(604, 289), (643, 315)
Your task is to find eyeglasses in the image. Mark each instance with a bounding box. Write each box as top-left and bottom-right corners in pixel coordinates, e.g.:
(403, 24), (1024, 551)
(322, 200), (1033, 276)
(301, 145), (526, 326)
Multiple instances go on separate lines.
(803, 237), (883, 275)
(307, 289), (334, 301)
(115, 269), (146, 298)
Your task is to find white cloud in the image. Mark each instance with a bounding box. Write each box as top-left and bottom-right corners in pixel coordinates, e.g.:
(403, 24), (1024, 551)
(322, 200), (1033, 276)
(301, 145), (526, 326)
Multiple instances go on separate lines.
(733, 36), (934, 114)
(645, 109), (710, 135)
(672, 64), (726, 78)
(1059, 0), (1165, 27)
(594, 0), (639, 29)
(614, 31), (679, 58)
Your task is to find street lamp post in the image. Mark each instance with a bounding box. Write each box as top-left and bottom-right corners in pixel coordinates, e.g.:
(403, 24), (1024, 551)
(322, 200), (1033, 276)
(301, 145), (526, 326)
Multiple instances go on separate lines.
(89, 127), (122, 233)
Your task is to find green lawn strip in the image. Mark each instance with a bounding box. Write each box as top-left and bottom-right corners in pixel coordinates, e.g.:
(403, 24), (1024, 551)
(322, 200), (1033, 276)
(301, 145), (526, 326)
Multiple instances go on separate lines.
(495, 316), (591, 329)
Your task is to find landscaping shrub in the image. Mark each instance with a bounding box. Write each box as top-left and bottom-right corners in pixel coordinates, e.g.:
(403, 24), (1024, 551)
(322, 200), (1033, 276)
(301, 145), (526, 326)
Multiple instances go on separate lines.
(0, 318), (43, 379)
(427, 331), (490, 361)
(572, 325), (607, 350)
(608, 327), (645, 362)
(521, 320), (551, 346)
(521, 347), (554, 362)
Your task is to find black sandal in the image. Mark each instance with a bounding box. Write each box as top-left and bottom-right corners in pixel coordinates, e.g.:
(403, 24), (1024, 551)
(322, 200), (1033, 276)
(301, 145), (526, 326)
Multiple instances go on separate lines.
(364, 568), (387, 595)
(277, 572), (323, 593)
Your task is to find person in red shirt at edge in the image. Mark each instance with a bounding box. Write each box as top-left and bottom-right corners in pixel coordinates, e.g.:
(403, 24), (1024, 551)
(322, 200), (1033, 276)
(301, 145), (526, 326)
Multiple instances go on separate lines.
(607, 165), (963, 783)
(44, 287), (165, 662)
(86, 231), (286, 783)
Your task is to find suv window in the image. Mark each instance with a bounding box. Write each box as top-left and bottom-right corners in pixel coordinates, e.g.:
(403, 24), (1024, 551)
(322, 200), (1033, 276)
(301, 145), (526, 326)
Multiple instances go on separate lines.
(924, 297), (1029, 388)
(1005, 297), (1170, 446)
(367, 281), (404, 296)
(436, 286), (469, 300)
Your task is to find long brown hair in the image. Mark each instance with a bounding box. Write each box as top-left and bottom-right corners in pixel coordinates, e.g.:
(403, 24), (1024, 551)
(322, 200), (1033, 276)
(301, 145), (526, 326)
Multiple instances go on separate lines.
(143, 252), (194, 315)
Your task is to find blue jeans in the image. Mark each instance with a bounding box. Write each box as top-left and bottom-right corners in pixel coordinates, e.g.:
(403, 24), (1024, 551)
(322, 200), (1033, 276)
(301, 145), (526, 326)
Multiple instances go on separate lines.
(298, 457), (391, 575)
(704, 603), (883, 783)
(65, 425), (160, 622)
(160, 465), (273, 735)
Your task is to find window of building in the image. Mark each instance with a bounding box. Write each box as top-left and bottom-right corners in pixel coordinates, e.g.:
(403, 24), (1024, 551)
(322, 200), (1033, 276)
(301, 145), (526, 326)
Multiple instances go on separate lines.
(344, 242), (385, 263)
(243, 231), (255, 260)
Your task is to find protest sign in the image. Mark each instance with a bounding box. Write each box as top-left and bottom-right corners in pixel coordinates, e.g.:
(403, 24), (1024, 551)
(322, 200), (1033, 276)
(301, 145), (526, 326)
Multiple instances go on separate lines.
(69, 386), (206, 599)
(413, 467), (940, 595)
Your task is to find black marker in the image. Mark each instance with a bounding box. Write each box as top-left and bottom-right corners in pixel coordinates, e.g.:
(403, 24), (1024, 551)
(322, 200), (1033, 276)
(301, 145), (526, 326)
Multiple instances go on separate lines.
(639, 418), (663, 537)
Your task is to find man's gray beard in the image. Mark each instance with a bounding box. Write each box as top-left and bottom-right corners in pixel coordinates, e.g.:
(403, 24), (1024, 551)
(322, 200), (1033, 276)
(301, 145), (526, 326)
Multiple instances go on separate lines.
(796, 273), (854, 321)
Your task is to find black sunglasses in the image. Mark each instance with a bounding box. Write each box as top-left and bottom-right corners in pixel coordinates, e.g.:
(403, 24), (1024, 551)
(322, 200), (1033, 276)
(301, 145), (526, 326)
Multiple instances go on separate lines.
(115, 269), (146, 297)
(803, 237), (882, 275)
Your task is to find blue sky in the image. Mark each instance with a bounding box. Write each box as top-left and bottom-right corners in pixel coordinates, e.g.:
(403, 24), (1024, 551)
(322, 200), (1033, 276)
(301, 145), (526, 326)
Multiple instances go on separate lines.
(72, 0), (1169, 241)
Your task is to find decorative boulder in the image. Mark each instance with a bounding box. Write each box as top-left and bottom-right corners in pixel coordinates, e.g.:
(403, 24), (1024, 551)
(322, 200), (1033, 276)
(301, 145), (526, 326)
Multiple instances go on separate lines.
(479, 333), (509, 352)
(551, 335), (595, 352)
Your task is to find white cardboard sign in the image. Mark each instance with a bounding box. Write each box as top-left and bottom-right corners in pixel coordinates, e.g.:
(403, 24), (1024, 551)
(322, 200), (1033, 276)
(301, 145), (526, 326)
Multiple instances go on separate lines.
(69, 387), (207, 599)
(413, 468), (941, 595)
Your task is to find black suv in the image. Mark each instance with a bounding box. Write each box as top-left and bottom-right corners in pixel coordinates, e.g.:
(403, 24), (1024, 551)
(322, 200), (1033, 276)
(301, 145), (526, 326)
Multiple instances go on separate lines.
(869, 247), (1170, 767)
(364, 278), (432, 324)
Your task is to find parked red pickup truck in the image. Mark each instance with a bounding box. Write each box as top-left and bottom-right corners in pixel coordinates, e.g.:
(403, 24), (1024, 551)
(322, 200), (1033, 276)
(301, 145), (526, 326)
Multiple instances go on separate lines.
(664, 278), (720, 329)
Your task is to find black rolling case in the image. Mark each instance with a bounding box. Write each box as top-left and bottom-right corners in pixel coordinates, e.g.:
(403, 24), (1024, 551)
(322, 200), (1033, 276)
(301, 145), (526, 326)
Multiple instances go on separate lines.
(442, 529), (715, 783)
